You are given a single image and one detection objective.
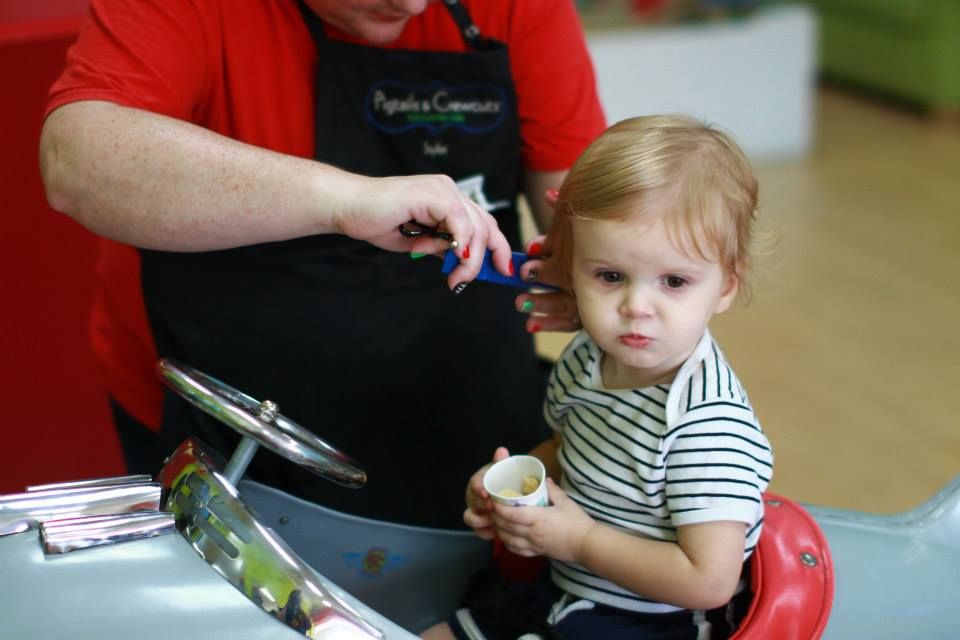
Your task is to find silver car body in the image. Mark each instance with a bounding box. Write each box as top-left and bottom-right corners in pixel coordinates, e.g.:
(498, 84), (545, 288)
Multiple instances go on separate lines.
(1, 360), (957, 639)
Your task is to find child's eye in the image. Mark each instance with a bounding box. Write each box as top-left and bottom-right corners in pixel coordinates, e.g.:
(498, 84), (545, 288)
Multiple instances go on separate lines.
(598, 270), (623, 283)
(662, 275), (688, 289)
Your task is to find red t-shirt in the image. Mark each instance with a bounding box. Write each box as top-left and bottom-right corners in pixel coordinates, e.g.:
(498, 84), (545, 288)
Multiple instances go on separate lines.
(46, 0), (606, 428)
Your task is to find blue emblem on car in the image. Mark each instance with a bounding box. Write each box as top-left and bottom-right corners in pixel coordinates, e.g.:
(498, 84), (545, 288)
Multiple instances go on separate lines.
(342, 546), (410, 579)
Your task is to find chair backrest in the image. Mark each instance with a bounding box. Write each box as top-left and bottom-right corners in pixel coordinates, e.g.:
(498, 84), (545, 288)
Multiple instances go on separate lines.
(731, 492), (834, 639)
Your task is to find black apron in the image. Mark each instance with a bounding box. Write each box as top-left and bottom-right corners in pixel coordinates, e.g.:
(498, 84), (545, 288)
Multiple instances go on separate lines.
(140, 1), (549, 529)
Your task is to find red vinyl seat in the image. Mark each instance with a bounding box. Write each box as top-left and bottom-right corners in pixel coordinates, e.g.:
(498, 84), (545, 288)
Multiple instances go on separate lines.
(731, 492), (834, 639)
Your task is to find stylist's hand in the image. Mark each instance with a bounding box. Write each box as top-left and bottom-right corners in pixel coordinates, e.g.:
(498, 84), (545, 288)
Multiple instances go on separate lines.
(515, 188), (580, 333)
(336, 173), (513, 290)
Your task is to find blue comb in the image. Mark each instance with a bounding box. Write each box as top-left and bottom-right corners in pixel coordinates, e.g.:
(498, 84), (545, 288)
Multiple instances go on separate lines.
(441, 249), (557, 291)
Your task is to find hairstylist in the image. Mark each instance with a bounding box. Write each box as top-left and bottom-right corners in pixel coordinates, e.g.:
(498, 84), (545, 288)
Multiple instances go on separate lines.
(39, 0), (605, 528)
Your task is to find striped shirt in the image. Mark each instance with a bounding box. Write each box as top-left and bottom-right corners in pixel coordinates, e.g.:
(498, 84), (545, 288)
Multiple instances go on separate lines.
(544, 330), (773, 613)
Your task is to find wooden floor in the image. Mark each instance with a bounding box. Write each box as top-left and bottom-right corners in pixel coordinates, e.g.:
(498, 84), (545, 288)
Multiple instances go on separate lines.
(535, 87), (960, 514)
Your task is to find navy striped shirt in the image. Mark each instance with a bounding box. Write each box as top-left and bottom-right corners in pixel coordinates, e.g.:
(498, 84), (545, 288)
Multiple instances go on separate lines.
(545, 330), (773, 613)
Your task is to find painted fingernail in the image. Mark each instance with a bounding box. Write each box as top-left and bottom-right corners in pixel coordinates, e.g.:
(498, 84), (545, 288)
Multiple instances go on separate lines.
(453, 282), (469, 295)
(508, 261), (515, 276)
(526, 269), (538, 281)
(528, 242), (543, 257)
(463, 245), (470, 259)
(528, 322), (542, 333)
(546, 188), (559, 200)
(409, 252), (426, 259)
(520, 300), (534, 313)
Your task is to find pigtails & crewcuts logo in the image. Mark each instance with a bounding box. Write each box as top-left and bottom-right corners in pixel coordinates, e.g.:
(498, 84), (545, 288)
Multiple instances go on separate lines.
(364, 80), (507, 134)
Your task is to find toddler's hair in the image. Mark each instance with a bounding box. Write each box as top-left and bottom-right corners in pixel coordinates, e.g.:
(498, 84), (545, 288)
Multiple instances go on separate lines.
(548, 115), (759, 300)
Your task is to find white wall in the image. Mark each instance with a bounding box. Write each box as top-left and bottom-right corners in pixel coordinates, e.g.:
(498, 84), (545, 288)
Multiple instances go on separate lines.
(586, 4), (818, 162)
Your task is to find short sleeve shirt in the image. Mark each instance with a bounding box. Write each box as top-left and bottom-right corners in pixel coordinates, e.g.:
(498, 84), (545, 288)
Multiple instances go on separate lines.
(544, 330), (773, 613)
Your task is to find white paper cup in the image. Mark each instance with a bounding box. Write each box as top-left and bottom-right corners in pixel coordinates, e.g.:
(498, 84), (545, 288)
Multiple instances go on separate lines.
(483, 455), (548, 507)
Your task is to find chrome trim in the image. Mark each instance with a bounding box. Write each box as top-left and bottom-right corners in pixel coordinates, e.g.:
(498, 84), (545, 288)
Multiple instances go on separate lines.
(41, 512), (176, 554)
(26, 474), (153, 492)
(160, 439), (383, 639)
(156, 358), (366, 489)
(0, 482), (161, 536)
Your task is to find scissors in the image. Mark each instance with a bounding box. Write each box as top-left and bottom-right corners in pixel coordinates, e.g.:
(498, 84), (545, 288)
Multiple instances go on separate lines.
(398, 221), (459, 248)
(399, 220), (556, 291)
(440, 249), (557, 291)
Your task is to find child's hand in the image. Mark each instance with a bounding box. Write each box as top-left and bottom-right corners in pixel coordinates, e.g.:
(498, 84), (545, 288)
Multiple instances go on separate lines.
(462, 446), (510, 540)
(491, 478), (596, 563)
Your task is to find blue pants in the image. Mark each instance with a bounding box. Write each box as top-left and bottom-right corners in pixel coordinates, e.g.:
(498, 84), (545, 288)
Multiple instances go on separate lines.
(447, 567), (746, 640)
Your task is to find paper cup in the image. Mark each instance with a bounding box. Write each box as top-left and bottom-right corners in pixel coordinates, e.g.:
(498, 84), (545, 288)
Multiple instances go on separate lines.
(483, 455), (548, 507)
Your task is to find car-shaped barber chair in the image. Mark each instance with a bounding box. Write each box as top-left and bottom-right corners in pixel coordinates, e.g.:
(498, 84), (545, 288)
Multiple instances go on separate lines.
(1, 360), (957, 639)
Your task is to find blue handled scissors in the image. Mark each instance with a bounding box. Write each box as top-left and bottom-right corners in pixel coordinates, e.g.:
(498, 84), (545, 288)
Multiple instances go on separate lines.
(398, 220), (556, 291)
(440, 249), (557, 291)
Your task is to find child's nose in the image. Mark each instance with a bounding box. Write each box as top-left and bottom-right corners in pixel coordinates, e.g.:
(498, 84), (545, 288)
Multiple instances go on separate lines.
(620, 286), (654, 318)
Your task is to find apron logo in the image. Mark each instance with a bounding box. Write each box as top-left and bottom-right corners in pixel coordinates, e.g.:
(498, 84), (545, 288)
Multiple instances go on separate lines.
(365, 81), (507, 134)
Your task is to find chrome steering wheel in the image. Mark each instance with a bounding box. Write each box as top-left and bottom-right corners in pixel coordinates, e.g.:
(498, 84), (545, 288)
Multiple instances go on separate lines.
(156, 358), (366, 489)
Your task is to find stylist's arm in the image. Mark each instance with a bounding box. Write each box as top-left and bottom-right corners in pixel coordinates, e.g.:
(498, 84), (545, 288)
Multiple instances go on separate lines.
(39, 100), (512, 288)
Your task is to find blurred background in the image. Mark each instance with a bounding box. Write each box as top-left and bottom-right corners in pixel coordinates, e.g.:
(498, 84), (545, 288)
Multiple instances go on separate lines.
(2, 0), (957, 514)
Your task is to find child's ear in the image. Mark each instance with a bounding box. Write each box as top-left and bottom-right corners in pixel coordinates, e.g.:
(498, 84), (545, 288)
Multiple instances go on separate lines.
(714, 272), (739, 314)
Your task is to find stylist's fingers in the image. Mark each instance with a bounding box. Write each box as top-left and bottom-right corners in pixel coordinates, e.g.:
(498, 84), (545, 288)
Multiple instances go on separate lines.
(442, 197), (486, 288)
(524, 234), (547, 259)
(518, 235), (547, 281)
(519, 258), (566, 290)
(410, 177), (485, 262)
(544, 187), (560, 208)
(516, 290), (580, 333)
(514, 233), (580, 332)
(517, 235), (564, 290)
(483, 209), (515, 278)
(342, 174), (511, 263)
(444, 198), (511, 292)
(404, 235), (443, 257)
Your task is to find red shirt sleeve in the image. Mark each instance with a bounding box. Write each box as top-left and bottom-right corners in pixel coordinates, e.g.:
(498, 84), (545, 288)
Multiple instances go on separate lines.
(505, 0), (607, 172)
(45, 0), (208, 121)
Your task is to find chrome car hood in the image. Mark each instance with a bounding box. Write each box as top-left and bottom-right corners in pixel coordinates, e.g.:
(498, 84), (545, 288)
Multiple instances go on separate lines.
(0, 439), (408, 639)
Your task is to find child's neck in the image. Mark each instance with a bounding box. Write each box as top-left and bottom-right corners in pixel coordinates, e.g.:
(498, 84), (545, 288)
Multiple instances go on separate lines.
(600, 353), (681, 390)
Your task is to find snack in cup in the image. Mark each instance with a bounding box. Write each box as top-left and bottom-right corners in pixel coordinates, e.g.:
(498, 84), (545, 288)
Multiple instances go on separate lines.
(483, 455), (548, 507)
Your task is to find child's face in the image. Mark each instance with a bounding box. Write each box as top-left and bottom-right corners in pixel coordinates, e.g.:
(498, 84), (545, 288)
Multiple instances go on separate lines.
(571, 212), (738, 389)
